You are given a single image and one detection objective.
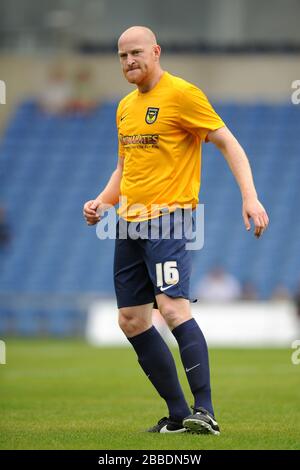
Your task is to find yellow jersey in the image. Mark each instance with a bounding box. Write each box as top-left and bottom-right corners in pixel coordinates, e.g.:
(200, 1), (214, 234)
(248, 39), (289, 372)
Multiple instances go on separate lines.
(116, 71), (224, 221)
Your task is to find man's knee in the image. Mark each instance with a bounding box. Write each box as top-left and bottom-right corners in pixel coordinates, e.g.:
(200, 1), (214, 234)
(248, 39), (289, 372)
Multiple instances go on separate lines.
(118, 306), (152, 337)
(157, 296), (192, 329)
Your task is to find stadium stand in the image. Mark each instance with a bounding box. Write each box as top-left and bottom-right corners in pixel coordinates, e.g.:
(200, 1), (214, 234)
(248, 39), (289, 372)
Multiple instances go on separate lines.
(0, 100), (299, 335)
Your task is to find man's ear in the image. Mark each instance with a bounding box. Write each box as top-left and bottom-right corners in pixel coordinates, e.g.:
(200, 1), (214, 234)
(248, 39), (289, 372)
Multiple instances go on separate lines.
(153, 44), (161, 61)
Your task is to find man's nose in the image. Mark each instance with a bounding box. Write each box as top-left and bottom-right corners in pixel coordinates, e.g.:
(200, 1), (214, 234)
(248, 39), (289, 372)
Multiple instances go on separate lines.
(127, 55), (135, 66)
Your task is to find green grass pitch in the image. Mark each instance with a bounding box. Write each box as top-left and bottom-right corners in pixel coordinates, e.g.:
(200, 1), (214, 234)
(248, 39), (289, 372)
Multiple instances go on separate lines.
(0, 339), (299, 450)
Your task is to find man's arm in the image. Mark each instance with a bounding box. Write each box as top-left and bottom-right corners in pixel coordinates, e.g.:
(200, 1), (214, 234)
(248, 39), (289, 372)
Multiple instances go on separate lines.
(207, 126), (269, 238)
(83, 156), (124, 225)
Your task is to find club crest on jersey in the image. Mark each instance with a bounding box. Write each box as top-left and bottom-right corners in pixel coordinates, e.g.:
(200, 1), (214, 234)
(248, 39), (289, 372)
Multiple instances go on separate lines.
(145, 107), (159, 124)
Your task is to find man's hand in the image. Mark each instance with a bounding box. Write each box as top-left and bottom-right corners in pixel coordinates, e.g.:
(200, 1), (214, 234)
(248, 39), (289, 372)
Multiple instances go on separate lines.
(83, 199), (102, 225)
(243, 197), (269, 238)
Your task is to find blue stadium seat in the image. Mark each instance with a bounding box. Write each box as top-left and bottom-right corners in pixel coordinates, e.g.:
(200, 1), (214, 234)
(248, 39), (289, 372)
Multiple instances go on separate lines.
(0, 100), (299, 334)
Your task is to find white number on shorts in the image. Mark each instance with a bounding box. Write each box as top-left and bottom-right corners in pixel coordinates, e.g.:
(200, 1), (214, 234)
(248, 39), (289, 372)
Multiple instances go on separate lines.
(155, 261), (179, 287)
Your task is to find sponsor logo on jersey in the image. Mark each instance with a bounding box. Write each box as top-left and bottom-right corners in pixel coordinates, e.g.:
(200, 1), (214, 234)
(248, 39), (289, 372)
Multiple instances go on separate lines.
(119, 133), (159, 147)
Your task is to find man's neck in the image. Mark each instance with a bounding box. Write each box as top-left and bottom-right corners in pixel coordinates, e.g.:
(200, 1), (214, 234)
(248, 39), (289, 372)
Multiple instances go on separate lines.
(138, 69), (164, 94)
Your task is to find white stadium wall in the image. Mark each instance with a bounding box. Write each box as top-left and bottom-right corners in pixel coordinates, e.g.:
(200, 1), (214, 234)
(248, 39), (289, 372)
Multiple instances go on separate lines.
(86, 300), (299, 347)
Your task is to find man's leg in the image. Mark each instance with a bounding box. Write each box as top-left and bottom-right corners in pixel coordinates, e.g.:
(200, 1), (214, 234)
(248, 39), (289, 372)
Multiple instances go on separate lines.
(118, 303), (190, 425)
(141, 210), (220, 434)
(156, 295), (215, 416)
(156, 295), (220, 434)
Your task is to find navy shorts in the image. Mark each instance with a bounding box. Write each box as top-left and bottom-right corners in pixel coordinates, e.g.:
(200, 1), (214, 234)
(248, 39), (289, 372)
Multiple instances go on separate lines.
(113, 209), (194, 308)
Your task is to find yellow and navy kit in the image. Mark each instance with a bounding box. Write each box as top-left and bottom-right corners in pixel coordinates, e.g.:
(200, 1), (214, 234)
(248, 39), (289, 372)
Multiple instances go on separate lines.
(116, 71), (224, 221)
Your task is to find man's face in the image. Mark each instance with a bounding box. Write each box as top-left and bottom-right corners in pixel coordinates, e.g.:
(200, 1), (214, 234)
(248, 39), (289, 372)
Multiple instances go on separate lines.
(118, 37), (159, 86)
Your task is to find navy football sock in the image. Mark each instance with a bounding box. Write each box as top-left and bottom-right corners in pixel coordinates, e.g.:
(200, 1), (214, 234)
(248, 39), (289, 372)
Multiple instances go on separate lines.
(172, 318), (214, 416)
(127, 326), (190, 421)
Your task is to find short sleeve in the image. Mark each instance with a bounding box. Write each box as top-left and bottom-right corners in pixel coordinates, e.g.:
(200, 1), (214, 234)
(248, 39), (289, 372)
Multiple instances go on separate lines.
(179, 84), (225, 141)
(116, 102), (125, 157)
